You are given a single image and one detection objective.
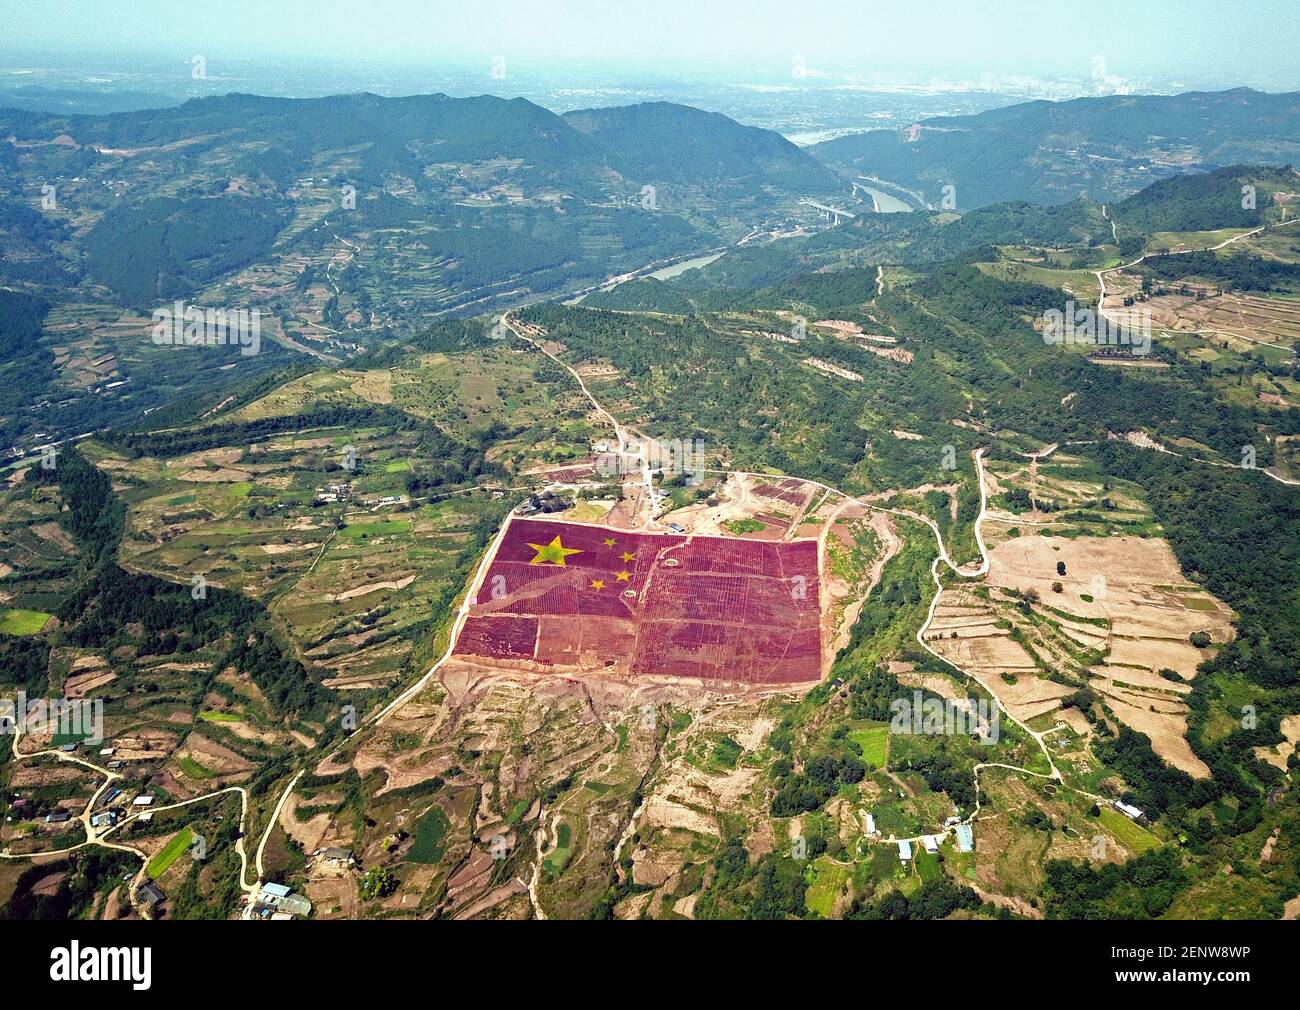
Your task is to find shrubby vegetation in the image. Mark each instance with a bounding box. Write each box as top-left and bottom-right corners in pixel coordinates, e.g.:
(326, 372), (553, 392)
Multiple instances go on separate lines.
(0, 849), (140, 920)
(1141, 250), (1300, 292)
(1043, 848), (1186, 919)
(1113, 165), (1287, 234)
(694, 835), (809, 920)
(847, 877), (984, 920)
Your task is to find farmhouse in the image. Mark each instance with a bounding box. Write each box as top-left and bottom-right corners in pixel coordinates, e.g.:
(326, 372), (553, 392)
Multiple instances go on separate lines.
(955, 824), (974, 853)
(897, 840), (913, 861)
(137, 881), (165, 908)
(318, 846), (355, 867)
(921, 835), (939, 854)
(278, 894), (312, 916)
(254, 885), (312, 919)
(1114, 801), (1145, 822)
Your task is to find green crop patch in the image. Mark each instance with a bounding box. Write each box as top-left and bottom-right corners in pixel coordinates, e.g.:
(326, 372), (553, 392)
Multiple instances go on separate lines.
(1098, 808), (1161, 855)
(850, 724), (889, 768)
(805, 857), (850, 917)
(408, 805), (451, 864)
(0, 609), (53, 635)
(146, 828), (195, 880)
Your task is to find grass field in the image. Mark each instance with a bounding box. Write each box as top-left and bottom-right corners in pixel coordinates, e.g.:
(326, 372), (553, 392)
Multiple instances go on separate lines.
(146, 827), (194, 880)
(1098, 807), (1162, 855)
(1146, 228), (1255, 253)
(198, 711), (243, 723)
(407, 805), (450, 864)
(978, 261), (1102, 304)
(0, 609), (52, 635)
(723, 518), (766, 535)
(568, 499), (613, 522)
(850, 724), (889, 768)
(176, 755), (216, 780)
(913, 848), (942, 883)
(805, 856), (850, 917)
(543, 822), (574, 876)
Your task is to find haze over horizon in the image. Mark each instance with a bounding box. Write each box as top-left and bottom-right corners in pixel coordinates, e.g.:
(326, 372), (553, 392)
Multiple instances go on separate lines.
(4, 0), (1300, 96)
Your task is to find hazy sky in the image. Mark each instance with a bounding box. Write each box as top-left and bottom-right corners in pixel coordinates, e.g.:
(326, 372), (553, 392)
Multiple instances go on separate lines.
(7, 0), (1300, 89)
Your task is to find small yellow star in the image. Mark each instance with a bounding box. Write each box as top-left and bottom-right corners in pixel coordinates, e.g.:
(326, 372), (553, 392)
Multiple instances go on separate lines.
(615, 570), (631, 582)
(603, 537), (617, 547)
(620, 551), (636, 563)
(527, 535), (583, 566)
(590, 579), (606, 590)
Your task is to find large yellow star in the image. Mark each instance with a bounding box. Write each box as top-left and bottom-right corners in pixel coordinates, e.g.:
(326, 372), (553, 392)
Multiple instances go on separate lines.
(620, 551), (636, 563)
(590, 579), (606, 590)
(603, 537), (617, 548)
(527, 535), (583, 566)
(615, 570), (632, 582)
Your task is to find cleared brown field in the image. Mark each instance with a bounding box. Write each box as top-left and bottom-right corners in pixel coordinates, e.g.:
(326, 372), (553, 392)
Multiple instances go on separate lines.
(982, 535), (1229, 777)
(1107, 268), (1300, 349)
(925, 446), (1232, 778)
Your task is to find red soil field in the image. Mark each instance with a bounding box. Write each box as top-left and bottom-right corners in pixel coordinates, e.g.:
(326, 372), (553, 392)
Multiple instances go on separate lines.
(452, 518), (822, 685)
(753, 480), (808, 507)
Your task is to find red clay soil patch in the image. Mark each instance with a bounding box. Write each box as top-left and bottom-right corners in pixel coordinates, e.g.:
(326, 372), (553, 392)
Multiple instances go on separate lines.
(454, 518), (822, 685)
(528, 458), (598, 481)
(752, 479), (808, 508)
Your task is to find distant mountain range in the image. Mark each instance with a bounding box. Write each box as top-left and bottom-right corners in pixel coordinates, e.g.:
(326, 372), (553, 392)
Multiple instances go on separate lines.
(0, 91), (837, 201)
(4, 85), (1300, 450)
(0, 92), (852, 350)
(563, 101), (839, 192)
(811, 88), (1300, 209)
(0, 91), (850, 447)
